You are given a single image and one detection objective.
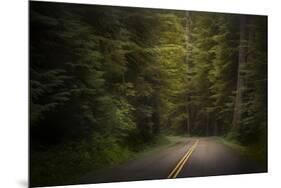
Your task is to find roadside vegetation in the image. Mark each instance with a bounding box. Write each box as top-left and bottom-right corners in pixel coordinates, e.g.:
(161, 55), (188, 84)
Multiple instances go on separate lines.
(31, 134), (182, 186)
(219, 137), (267, 169)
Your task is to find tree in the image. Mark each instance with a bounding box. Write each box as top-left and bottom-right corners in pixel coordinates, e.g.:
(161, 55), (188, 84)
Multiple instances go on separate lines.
(232, 15), (247, 132)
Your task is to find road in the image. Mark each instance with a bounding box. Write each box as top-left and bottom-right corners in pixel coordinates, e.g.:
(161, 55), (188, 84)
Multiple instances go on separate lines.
(80, 137), (266, 184)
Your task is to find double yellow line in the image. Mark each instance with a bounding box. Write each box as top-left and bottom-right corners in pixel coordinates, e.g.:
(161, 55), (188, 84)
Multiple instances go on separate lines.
(167, 139), (199, 179)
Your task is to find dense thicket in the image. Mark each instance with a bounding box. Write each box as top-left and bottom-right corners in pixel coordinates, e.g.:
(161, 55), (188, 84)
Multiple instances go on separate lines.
(30, 2), (267, 186)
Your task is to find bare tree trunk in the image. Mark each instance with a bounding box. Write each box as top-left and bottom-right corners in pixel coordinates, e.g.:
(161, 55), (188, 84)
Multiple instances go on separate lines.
(152, 93), (160, 134)
(185, 11), (192, 135)
(232, 15), (247, 130)
(206, 112), (209, 136)
(245, 16), (256, 94)
(214, 119), (218, 135)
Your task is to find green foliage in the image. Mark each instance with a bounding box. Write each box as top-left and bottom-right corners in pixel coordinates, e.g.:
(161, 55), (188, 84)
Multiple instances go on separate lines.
(31, 136), (133, 186)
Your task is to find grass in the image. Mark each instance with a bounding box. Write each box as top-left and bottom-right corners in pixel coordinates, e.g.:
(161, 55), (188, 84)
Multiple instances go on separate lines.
(30, 134), (185, 187)
(218, 137), (247, 154)
(132, 134), (189, 159)
(218, 137), (267, 169)
(30, 138), (135, 187)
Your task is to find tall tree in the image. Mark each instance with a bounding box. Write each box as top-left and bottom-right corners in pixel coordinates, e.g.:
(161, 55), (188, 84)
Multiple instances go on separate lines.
(232, 15), (247, 131)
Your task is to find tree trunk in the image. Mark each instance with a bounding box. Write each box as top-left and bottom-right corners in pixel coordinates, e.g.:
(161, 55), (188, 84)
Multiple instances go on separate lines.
(214, 119), (218, 136)
(185, 11), (192, 135)
(206, 112), (209, 136)
(232, 15), (247, 130)
(152, 93), (160, 134)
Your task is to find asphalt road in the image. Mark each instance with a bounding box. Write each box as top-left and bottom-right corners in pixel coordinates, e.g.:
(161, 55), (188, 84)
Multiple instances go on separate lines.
(80, 137), (266, 184)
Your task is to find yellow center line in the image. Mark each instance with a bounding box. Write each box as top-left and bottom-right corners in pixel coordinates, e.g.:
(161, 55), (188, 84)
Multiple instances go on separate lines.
(167, 139), (199, 179)
(167, 144), (193, 178)
(172, 140), (199, 178)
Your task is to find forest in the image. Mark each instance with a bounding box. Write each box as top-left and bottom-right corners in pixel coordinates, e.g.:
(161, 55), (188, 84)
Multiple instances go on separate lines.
(30, 1), (267, 187)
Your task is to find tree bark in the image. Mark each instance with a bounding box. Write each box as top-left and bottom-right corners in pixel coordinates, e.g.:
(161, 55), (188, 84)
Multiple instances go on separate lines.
(232, 15), (247, 130)
(185, 11), (192, 135)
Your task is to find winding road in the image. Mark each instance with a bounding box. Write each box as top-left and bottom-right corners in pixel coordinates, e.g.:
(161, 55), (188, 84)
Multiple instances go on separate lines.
(80, 137), (266, 184)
